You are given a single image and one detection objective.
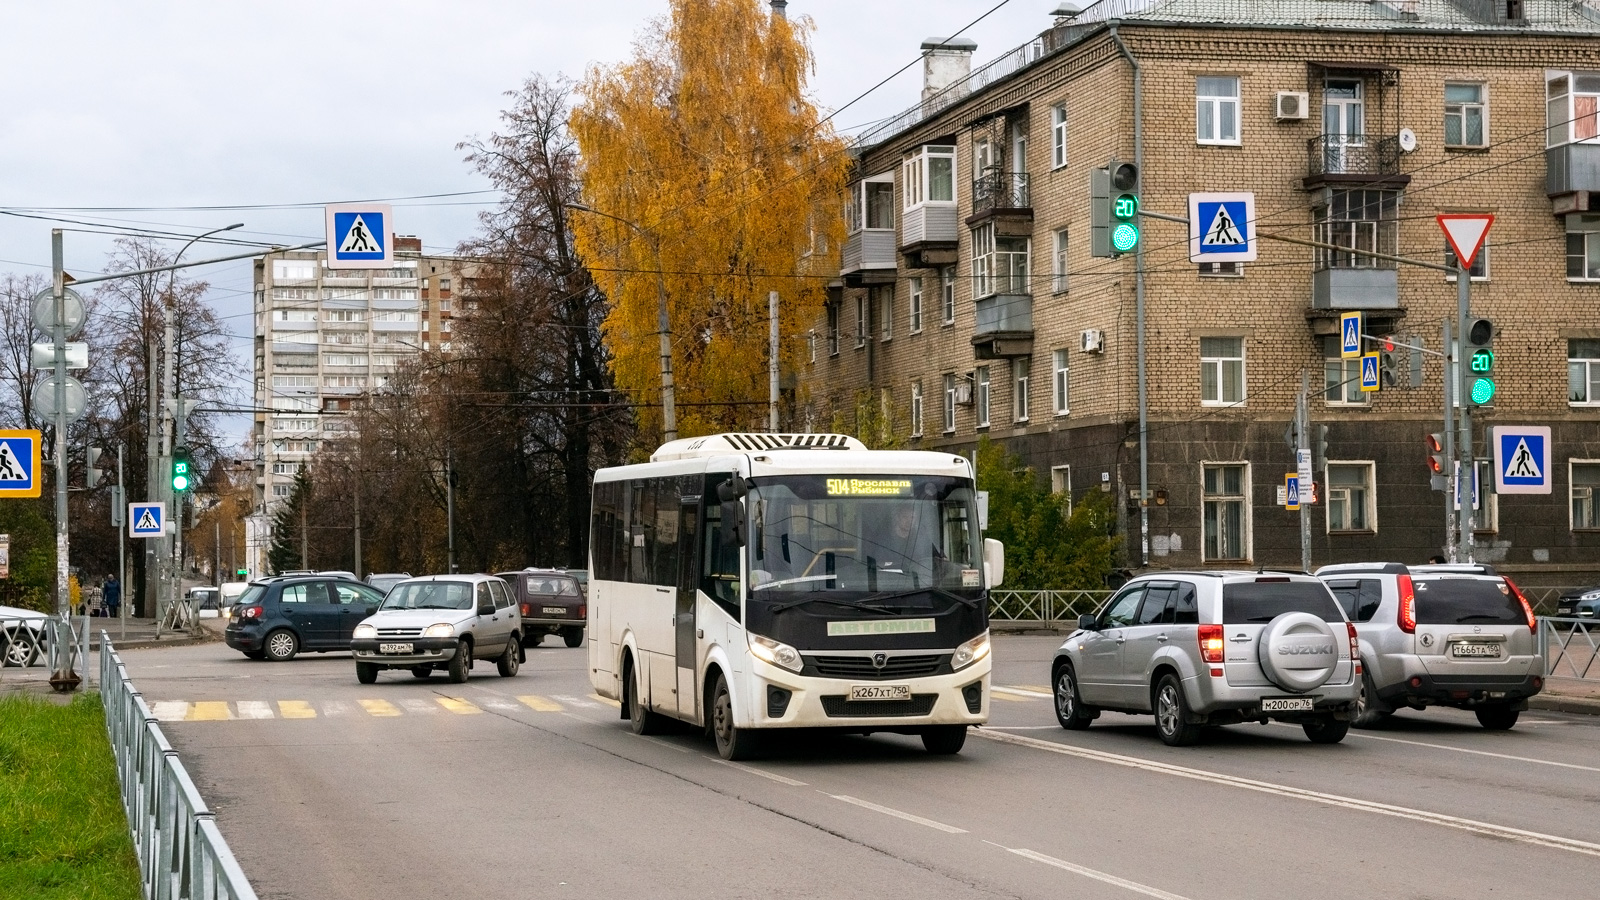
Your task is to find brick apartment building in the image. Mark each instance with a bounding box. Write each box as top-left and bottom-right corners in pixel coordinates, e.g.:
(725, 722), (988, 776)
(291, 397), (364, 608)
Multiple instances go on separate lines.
(803, 0), (1600, 582)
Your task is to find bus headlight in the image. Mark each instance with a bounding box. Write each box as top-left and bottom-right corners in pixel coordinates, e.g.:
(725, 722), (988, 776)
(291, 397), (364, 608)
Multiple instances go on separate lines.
(952, 633), (990, 671)
(421, 623), (455, 638)
(353, 624), (376, 640)
(749, 634), (803, 673)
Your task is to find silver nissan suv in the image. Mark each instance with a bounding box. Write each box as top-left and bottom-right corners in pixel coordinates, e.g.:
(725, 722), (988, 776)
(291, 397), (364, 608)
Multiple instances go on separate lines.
(1314, 563), (1543, 730)
(1052, 571), (1359, 746)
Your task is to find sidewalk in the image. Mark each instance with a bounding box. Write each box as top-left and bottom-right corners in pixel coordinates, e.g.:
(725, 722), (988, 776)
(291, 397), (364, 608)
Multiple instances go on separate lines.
(1530, 676), (1600, 715)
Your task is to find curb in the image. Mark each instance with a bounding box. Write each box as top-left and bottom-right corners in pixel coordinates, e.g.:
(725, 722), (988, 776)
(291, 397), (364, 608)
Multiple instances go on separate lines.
(97, 633), (220, 652)
(1529, 694), (1600, 716)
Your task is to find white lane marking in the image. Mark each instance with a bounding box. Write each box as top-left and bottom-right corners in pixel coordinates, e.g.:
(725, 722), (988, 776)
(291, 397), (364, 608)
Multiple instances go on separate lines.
(997, 845), (1194, 900)
(974, 729), (1600, 858)
(993, 686), (1053, 699)
(479, 697), (521, 712)
(1264, 722), (1600, 774)
(234, 701), (275, 719)
(827, 794), (966, 834)
(398, 698), (438, 715)
(150, 701), (189, 721)
(985, 725), (1063, 731)
(635, 735), (691, 753)
(320, 700), (355, 718)
(552, 694), (599, 708)
(707, 756), (807, 786)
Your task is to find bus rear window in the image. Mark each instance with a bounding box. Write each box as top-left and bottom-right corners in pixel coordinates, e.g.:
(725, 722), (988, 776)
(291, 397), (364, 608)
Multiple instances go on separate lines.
(1222, 582), (1344, 624)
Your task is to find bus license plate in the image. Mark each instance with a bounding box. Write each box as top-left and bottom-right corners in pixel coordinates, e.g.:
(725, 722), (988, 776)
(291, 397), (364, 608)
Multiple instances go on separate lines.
(379, 643), (413, 654)
(1261, 697), (1314, 712)
(849, 684), (911, 702)
(1452, 642), (1503, 658)
(541, 607), (567, 615)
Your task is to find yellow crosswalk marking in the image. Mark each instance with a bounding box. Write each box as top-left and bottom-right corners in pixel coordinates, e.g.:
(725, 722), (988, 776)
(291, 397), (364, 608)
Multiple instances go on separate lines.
(591, 693), (621, 708)
(277, 700), (316, 719)
(517, 695), (563, 712)
(360, 699), (401, 717)
(189, 701), (232, 721)
(436, 697), (482, 714)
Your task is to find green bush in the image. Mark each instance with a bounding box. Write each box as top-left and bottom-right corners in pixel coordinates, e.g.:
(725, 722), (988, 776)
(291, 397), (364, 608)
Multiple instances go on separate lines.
(976, 437), (1120, 590)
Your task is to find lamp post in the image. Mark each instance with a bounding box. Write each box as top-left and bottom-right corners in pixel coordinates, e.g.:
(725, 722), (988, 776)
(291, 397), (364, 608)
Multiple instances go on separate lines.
(565, 203), (676, 442)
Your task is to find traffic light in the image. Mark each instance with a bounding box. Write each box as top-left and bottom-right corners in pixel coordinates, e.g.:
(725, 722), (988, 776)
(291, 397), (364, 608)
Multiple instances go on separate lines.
(1427, 432), (1448, 492)
(171, 446), (193, 492)
(1090, 161), (1141, 257)
(87, 447), (103, 488)
(1380, 338), (1399, 388)
(1465, 317), (1495, 406)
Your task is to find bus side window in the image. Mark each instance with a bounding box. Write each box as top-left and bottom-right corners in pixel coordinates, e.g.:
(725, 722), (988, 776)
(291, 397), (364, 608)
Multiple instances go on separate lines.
(701, 475), (741, 620)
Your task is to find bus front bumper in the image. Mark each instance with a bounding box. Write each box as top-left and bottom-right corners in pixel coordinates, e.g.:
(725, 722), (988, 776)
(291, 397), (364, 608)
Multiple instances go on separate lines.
(746, 656), (991, 729)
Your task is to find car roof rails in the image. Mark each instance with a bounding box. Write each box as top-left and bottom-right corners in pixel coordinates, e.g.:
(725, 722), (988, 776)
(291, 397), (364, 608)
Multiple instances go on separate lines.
(1314, 562), (1411, 576)
(1411, 563), (1498, 576)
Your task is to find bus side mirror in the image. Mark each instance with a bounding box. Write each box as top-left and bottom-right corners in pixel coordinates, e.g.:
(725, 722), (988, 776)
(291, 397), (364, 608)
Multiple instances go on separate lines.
(983, 538), (1004, 588)
(716, 476), (748, 502)
(719, 500), (747, 547)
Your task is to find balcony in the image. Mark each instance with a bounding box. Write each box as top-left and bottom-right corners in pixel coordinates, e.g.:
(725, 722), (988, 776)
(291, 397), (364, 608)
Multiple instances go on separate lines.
(968, 171), (1032, 224)
(841, 229), (896, 285)
(971, 293), (1033, 359)
(1304, 135), (1409, 190)
(899, 203), (959, 269)
(1547, 142), (1600, 196)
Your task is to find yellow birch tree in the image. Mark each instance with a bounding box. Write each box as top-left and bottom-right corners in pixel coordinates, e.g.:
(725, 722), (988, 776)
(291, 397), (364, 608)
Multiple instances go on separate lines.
(570, 0), (850, 440)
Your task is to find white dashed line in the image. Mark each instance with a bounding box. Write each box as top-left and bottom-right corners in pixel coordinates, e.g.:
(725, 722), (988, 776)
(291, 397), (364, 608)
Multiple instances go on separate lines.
(707, 757), (807, 786)
(991, 844), (1193, 900)
(827, 794), (966, 833)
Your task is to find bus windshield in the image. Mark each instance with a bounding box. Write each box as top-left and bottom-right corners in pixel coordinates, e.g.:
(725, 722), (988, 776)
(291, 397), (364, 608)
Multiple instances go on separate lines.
(745, 475), (979, 600)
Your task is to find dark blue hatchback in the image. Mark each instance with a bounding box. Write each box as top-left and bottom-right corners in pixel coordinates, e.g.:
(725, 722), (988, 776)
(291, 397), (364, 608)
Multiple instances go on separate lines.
(224, 576), (386, 661)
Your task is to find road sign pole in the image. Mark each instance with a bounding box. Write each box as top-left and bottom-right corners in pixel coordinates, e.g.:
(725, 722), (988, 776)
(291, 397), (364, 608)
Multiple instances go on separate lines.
(1441, 318), (1457, 563)
(118, 443), (126, 643)
(1456, 266), (1476, 563)
(49, 229), (79, 691)
(1298, 371), (1311, 573)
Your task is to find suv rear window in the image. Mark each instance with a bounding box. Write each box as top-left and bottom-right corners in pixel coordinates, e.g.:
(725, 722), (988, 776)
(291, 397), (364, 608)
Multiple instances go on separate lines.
(1414, 578), (1523, 625)
(1325, 578), (1383, 622)
(1222, 581), (1344, 624)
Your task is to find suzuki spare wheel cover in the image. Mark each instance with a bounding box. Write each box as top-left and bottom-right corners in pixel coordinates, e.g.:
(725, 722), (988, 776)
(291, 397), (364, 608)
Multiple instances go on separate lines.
(1257, 611), (1339, 693)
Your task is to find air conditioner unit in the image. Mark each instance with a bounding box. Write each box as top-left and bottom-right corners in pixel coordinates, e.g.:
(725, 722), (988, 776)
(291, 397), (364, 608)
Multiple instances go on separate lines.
(1275, 91), (1309, 121)
(1081, 329), (1104, 353)
(954, 382), (973, 405)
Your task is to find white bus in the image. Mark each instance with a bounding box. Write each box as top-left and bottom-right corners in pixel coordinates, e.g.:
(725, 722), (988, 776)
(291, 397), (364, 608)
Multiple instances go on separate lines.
(588, 433), (1003, 760)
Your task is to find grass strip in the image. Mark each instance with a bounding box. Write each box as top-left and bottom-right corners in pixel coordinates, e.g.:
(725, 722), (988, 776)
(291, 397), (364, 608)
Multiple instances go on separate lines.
(0, 693), (142, 900)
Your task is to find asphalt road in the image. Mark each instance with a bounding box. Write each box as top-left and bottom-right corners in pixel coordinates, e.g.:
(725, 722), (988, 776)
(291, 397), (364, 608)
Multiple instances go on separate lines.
(120, 633), (1600, 900)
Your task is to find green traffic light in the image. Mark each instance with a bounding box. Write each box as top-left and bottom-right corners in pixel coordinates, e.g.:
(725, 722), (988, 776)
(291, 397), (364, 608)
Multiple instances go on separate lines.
(1111, 223), (1140, 253)
(1470, 377), (1495, 404)
(172, 459), (190, 491)
(1470, 348), (1494, 373)
(1113, 194), (1139, 221)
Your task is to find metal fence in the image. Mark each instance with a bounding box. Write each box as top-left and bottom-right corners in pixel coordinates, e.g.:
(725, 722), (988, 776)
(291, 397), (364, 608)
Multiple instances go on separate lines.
(99, 634), (258, 900)
(1540, 618), (1600, 682)
(989, 590), (1112, 624)
(1, 614), (89, 674)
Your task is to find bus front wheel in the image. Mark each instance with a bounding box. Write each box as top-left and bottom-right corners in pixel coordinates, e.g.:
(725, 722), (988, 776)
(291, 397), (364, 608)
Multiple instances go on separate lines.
(921, 725), (967, 755)
(711, 673), (760, 761)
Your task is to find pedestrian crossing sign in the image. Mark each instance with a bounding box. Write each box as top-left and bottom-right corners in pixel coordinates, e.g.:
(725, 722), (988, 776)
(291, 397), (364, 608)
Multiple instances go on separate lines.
(129, 502), (166, 538)
(0, 430), (41, 498)
(1492, 425), (1551, 495)
(1188, 191), (1256, 263)
(1285, 474), (1301, 510)
(1341, 312), (1363, 359)
(1360, 352), (1380, 392)
(325, 203), (394, 269)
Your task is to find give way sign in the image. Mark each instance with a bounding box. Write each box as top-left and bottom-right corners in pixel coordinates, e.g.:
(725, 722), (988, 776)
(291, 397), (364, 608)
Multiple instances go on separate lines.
(1438, 214), (1493, 269)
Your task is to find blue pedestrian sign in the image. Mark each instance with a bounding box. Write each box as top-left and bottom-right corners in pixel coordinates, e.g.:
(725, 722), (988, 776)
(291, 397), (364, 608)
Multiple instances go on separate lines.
(1188, 192), (1256, 263)
(1360, 352), (1380, 392)
(325, 203), (394, 270)
(1492, 425), (1551, 495)
(129, 502), (166, 538)
(0, 430), (41, 498)
(1340, 311), (1363, 359)
(1284, 474), (1301, 510)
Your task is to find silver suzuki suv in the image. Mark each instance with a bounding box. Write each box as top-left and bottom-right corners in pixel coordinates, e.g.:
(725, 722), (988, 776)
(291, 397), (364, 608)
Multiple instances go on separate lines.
(1314, 563), (1543, 730)
(1052, 571), (1359, 746)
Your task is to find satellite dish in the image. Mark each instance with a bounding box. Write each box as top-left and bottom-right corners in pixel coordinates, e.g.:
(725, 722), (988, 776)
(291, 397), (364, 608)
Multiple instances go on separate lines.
(1398, 128), (1418, 152)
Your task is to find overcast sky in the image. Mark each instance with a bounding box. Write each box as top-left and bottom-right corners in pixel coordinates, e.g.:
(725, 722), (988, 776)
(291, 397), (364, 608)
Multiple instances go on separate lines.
(0, 0), (1060, 442)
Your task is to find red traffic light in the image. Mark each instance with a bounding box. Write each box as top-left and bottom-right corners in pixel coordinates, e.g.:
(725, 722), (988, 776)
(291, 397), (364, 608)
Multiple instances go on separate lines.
(1427, 455), (1444, 475)
(1384, 338), (1396, 353)
(1425, 433), (1444, 453)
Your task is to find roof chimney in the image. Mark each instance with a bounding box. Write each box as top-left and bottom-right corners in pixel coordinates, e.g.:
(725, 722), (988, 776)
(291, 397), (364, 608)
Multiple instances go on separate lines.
(920, 37), (978, 106)
(770, 0), (787, 19)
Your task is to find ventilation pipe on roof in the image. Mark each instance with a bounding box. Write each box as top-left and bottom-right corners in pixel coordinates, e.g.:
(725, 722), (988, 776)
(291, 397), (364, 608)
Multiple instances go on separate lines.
(921, 36), (978, 106)
(770, 0), (787, 20)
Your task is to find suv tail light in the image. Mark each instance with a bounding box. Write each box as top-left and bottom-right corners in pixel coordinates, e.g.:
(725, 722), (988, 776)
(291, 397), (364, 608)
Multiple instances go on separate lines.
(1397, 574), (1416, 634)
(239, 605), (263, 620)
(1346, 621), (1359, 661)
(578, 604), (587, 619)
(1504, 577), (1537, 633)
(1198, 623), (1224, 663)
(521, 603), (531, 616)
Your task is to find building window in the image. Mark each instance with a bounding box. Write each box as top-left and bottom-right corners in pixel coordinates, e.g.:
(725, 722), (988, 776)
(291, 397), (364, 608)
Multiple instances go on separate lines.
(971, 223), (1029, 298)
(909, 277), (923, 333)
(847, 173), (896, 232)
(942, 374), (956, 433)
(1052, 348), (1069, 415)
(973, 137), (993, 176)
(1323, 337), (1369, 407)
(910, 381), (924, 437)
(1326, 462), (1375, 533)
(1546, 71), (1600, 148)
(1196, 76), (1240, 145)
(1573, 461), (1600, 530)
(1444, 83), (1487, 148)
(272, 260), (316, 280)
(875, 285), (893, 341)
(1570, 340), (1600, 405)
(975, 367), (991, 427)
(1013, 358), (1030, 423)
(855, 295), (867, 349)
(1050, 465), (1071, 495)
(1198, 261), (1242, 277)
(438, 277), (451, 291)
(827, 304), (840, 356)
(808, 330), (816, 363)
(1445, 240), (1489, 280)
(1051, 104), (1068, 169)
(1200, 337), (1245, 406)
(940, 266), (956, 324)
(1011, 120), (1029, 176)
(903, 145), (956, 208)
(1314, 189), (1398, 271)
(1566, 217), (1600, 280)
(1052, 229), (1069, 293)
(1203, 464), (1249, 561)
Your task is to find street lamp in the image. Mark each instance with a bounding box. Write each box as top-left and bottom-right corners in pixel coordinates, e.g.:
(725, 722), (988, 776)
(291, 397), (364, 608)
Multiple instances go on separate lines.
(565, 203), (677, 442)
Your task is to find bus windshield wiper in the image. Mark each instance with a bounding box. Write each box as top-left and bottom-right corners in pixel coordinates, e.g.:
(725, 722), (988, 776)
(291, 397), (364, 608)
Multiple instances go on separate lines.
(768, 595), (895, 614)
(866, 585), (981, 610)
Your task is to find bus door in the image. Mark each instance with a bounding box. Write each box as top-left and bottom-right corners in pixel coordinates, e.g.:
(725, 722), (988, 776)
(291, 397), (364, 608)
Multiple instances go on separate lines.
(675, 493), (701, 720)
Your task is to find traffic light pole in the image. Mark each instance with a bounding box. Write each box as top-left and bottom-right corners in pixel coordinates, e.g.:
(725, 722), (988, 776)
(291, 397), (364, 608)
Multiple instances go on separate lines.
(49, 230), (80, 691)
(1456, 265), (1477, 563)
(1441, 319), (1457, 563)
(1297, 372), (1311, 573)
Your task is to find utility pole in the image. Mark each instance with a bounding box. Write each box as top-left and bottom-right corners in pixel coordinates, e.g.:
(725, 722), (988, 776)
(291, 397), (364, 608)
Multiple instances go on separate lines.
(353, 470), (362, 580)
(1297, 371), (1311, 573)
(49, 230), (79, 690)
(118, 444), (127, 642)
(446, 445), (456, 574)
(769, 290), (780, 432)
(299, 487), (308, 570)
(1442, 318), (1457, 562)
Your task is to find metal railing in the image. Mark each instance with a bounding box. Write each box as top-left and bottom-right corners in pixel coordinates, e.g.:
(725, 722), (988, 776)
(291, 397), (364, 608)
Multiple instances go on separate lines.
(100, 635), (258, 900)
(1540, 618), (1600, 681)
(989, 590), (1112, 623)
(972, 170), (1031, 213)
(1306, 134), (1402, 178)
(1, 614), (89, 674)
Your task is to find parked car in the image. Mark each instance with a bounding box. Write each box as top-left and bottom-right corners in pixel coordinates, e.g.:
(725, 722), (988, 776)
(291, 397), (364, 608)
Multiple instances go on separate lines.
(349, 574), (521, 684)
(364, 572), (412, 596)
(496, 568), (585, 647)
(0, 604), (47, 667)
(317, 570), (358, 581)
(1052, 571), (1360, 746)
(188, 587), (221, 618)
(1554, 584), (1600, 619)
(1315, 562), (1543, 730)
(224, 575), (387, 661)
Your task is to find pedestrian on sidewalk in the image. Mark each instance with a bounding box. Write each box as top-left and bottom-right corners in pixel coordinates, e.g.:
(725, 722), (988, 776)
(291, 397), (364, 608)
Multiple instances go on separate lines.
(103, 574), (121, 619)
